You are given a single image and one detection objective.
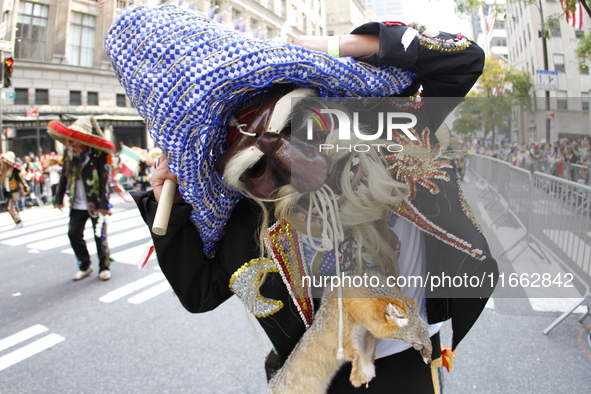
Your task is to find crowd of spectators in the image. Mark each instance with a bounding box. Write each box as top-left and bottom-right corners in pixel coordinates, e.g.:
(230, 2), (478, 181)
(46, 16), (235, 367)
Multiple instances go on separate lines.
(0, 152), (51, 210)
(1, 147), (158, 212)
(474, 135), (591, 185)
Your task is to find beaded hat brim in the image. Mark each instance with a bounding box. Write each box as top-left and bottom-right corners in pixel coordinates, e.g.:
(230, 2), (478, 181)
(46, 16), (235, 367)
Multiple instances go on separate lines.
(47, 120), (115, 154)
(0, 152), (21, 170)
(105, 4), (416, 257)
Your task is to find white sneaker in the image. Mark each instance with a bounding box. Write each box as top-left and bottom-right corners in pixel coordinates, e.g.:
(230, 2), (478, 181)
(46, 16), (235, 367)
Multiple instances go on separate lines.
(99, 270), (111, 281)
(14, 222), (23, 229)
(72, 267), (93, 281)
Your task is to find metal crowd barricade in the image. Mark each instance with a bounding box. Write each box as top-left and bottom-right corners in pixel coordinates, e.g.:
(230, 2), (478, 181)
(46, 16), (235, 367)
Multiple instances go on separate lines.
(529, 173), (591, 333)
(470, 155), (533, 257)
(468, 154), (591, 334)
(566, 163), (590, 186)
(0, 186), (6, 210)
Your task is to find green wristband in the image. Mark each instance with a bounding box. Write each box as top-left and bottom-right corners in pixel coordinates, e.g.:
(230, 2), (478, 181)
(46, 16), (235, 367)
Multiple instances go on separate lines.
(327, 35), (340, 58)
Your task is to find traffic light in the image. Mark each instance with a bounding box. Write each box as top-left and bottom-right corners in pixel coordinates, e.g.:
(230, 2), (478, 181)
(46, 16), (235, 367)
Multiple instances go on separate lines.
(3, 57), (13, 88)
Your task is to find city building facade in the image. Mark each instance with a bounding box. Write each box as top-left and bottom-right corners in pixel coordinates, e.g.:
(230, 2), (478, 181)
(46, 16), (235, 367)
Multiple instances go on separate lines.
(505, 0), (591, 143)
(324, 0), (370, 36)
(0, 0), (326, 157)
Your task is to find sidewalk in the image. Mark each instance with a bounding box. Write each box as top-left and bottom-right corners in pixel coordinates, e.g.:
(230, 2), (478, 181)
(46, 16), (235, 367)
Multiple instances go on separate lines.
(441, 172), (590, 393)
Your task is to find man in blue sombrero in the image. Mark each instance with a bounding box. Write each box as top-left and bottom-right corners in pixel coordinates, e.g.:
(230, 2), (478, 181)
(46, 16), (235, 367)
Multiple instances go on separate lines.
(106, 4), (497, 392)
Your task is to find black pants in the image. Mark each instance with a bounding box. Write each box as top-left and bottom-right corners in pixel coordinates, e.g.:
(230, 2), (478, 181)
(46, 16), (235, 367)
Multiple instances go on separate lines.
(68, 209), (110, 272)
(327, 333), (443, 393)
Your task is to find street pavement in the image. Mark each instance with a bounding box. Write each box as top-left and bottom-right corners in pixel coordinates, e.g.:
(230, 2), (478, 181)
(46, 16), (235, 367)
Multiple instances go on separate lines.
(0, 178), (589, 393)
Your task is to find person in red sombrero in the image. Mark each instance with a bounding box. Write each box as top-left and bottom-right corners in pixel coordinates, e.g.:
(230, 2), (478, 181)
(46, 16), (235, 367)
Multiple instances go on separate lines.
(48, 115), (115, 281)
(1, 151), (29, 229)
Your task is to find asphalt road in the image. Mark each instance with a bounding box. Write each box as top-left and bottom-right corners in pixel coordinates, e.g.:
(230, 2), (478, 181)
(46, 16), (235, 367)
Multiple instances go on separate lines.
(0, 181), (589, 393)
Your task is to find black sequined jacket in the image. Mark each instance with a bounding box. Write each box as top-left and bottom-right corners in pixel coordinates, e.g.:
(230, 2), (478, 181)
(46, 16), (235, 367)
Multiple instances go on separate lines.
(133, 21), (497, 384)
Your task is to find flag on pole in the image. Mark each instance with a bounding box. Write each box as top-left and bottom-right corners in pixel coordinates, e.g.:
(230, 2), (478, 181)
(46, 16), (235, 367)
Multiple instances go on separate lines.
(483, 3), (498, 38)
(98, 0), (106, 13)
(119, 145), (141, 176)
(561, 0), (584, 30)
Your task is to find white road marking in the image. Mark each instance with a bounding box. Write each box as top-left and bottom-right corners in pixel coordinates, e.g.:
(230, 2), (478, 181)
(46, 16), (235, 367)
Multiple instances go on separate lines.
(528, 298), (587, 314)
(60, 227), (150, 256)
(2, 223), (68, 246)
(127, 281), (171, 304)
(28, 228), (94, 251)
(99, 272), (165, 303)
(0, 325), (48, 353)
(0, 210), (67, 232)
(0, 334), (65, 372)
(110, 244), (157, 266)
(1, 209), (141, 242)
(0, 217), (69, 241)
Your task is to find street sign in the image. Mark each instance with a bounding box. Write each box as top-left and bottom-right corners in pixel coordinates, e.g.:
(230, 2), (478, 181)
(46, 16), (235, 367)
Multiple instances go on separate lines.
(546, 111), (556, 119)
(0, 40), (12, 52)
(27, 108), (39, 117)
(3, 0), (14, 13)
(2, 91), (15, 99)
(535, 70), (559, 91)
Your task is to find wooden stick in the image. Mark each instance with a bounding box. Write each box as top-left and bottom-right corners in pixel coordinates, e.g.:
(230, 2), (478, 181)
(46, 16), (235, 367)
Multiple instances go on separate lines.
(152, 178), (177, 236)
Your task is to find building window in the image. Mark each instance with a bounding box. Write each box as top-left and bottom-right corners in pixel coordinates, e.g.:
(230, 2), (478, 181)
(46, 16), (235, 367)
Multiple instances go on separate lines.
(116, 94), (127, 107)
(250, 18), (258, 31)
(69, 12), (96, 67)
(527, 24), (531, 41)
(267, 0), (275, 13)
(15, 1), (49, 61)
(582, 92), (589, 111)
(554, 54), (565, 72)
(231, 8), (241, 21)
(494, 20), (505, 29)
(35, 89), (48, 105)
(557, 91), (568, 110)
(550, 25), (561, 37)
(280, 0), (286, 18)
(491, 37), (507, 47)
(70, 91), (81, 106)
(88, 92), (98, 106)
(576, 29), (584, 38)
(15, 88), (28, 105)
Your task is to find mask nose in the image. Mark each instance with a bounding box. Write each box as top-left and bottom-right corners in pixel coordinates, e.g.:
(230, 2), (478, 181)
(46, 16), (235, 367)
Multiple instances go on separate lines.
(255, 132), (329, 195)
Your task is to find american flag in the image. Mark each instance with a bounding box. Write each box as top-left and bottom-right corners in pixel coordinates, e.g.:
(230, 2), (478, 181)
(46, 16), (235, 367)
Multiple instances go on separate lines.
(98, 0), (106, 13)
(490, 85), (506, 97)
(561, 0), (584, 30)
(483, 3), (498, 39)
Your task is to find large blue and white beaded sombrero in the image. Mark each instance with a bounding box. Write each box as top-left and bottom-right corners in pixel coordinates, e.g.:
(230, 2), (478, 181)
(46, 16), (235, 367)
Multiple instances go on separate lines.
(105, 4), (416, 257)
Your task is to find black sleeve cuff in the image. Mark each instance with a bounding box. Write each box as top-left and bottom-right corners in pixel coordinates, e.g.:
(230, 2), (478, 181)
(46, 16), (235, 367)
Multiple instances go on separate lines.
(351, 22), (420, 71)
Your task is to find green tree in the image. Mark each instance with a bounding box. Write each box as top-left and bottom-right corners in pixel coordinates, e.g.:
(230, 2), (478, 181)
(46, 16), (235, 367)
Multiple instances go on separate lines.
(453, 56), (532, 144)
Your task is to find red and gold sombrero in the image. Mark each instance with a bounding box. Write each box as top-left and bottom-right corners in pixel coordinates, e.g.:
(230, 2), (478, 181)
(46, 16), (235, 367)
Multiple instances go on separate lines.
(47, 115), (115, 154)
(0, 151), (22, 170)
(41, 153), (63, 170)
